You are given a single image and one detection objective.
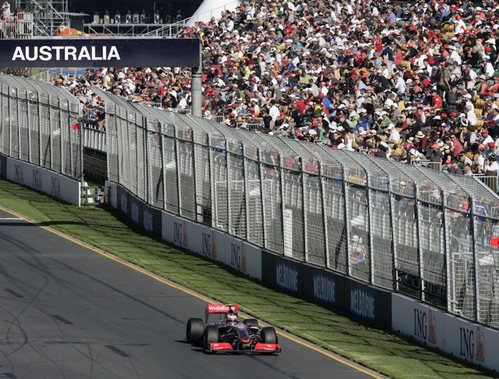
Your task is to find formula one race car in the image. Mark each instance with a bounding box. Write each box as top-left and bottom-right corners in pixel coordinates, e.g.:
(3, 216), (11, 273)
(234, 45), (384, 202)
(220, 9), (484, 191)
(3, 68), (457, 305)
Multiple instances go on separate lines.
(186, 304), (281, 354)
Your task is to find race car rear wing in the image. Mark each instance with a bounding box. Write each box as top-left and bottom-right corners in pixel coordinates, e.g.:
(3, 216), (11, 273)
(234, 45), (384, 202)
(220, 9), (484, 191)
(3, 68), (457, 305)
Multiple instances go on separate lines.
(206, 304), (239, 314)
(205, 304), (239, 322)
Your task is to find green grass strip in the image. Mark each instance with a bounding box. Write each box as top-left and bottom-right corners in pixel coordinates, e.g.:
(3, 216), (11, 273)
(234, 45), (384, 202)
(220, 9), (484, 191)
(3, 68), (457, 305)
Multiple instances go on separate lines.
(0, 179), (495, 378)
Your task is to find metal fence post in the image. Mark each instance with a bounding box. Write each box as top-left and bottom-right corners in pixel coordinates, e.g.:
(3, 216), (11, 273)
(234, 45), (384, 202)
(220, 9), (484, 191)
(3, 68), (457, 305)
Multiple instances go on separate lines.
(143, 116), (150, 204)
(470, 196), (480, 323)
(441, 189), (451, 313)
(342, 171), (351, 276)
(415, 187), (425, 302)
(135, 115), (140, 197)
(242, 143), (250, 241)
(207, 135), (214, 226)
(278, 153), (286, 255)
(15, 88), (21, 160)
(389, 191), (399, 291)
(318, 162), (330, 268)
(37, 92), (42, 165)
(58, 98), (64, 173)
(173, 124), (182, 215)
(49, 96), (54, 170)
(365, 177), (374, 285)
(159, 122), (167, 211)
(79, 117), (84, 184)
(191, 132), (198, 222)
(300, 157), (308, 262)
(67, 101), (72, 177)
(258, 149), (267, 249)
(26, 91), (31, 163)
(7, 86), (12, 157)
(225, 139), (231, 232)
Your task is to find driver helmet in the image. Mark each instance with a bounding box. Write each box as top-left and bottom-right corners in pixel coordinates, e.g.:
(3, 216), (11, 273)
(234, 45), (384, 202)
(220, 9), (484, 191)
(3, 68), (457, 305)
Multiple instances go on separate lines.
(227, 310), (237, 323)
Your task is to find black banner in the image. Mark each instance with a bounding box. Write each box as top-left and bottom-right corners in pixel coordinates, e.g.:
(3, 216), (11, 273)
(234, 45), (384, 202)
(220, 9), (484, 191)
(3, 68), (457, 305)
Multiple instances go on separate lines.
(129, 196), (144, 227)
(0, 39), (200, 67)
(0, 154), (6, 179)
(261, 249), (392, 329)
(149, 206), (163, 239)
(115, 184), (163, 239)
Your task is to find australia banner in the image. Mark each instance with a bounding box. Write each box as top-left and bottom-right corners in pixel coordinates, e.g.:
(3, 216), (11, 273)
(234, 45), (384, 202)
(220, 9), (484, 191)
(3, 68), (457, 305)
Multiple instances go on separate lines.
(0, 38), (200, 67)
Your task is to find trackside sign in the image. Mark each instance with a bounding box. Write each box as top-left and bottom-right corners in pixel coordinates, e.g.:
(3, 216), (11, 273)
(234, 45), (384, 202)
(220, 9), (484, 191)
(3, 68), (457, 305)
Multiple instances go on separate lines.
(0, 38), (200, 67)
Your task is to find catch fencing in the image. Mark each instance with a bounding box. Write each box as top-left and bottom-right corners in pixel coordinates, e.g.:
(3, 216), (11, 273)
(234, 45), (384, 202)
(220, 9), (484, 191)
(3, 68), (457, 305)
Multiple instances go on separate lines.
(0, 74), (82, 179)
(93, 88), (499, 330)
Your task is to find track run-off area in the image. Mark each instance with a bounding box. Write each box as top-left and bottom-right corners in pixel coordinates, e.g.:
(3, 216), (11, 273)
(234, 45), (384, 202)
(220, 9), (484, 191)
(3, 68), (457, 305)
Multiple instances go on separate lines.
(0, 207), (379, 378)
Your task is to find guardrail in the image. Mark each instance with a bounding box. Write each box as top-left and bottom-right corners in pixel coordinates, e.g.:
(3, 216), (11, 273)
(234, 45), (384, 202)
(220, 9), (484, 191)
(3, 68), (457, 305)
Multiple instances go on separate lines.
(83, 125), (106, 151)
(474, 173), (499, 194)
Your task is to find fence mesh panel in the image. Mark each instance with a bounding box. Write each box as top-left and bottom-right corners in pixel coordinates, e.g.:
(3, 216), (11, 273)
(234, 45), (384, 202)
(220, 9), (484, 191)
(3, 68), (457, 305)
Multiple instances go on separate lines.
(181, 116), (211, 224)
(422, 168), (475, 319)
(227, 152), (246, 239)
(303, 171), (325, 266)
(448, 175), (499, 328)
(346, 151), (392, 289)
(209, 134), (228, 231)
(146, 127), (163, 208)
(245, 155), (264, 246)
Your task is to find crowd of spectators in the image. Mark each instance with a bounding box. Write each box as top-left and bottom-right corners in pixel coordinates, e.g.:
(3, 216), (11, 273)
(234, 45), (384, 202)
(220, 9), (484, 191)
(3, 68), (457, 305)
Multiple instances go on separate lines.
(56, 0), (499, 176)
(1, 1), (27, 39)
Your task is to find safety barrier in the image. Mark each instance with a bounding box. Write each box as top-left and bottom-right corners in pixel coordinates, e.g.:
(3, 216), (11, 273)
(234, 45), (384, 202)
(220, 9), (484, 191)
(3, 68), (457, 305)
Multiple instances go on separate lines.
(92, 87), (498, 333)
(0, 74), (82, 182)
(392, 293), (499, 371)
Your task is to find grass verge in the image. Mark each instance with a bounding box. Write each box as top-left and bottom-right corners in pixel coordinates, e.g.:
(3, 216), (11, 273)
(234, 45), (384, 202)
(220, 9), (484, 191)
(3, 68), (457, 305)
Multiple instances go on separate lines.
(0, 179), (494, 378)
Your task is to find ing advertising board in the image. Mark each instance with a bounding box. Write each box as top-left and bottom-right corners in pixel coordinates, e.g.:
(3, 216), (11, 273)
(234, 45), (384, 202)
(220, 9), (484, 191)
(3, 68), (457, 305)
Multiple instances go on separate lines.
(392, 294), (499, 371)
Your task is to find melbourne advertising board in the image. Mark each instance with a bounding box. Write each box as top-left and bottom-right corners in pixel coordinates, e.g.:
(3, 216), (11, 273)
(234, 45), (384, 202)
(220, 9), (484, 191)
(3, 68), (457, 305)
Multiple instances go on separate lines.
(0, 39), (200, 67)
(392, 293), (499, 371)
(261, 249), (392, 328)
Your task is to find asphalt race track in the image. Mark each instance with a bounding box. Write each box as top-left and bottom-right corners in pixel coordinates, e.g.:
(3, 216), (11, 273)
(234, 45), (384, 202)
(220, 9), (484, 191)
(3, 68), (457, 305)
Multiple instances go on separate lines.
(0, 209), (375, 379)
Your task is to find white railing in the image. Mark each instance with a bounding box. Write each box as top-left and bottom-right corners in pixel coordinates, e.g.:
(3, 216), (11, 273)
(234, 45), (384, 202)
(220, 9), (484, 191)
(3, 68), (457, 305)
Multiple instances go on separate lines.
(0, 12), (33, 39)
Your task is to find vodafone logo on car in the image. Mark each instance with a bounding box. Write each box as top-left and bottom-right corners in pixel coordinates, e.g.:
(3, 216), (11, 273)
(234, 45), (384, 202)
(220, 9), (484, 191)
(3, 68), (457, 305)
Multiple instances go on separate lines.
(207, 304), (229, 313)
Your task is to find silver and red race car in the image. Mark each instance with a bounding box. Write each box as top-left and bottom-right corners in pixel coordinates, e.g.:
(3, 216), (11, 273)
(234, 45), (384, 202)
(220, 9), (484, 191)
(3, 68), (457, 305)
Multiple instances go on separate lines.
(186, 304), (281, 354)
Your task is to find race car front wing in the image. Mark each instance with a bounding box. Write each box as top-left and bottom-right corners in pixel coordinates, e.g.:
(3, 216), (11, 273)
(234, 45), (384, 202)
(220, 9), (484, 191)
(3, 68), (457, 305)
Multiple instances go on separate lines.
(207, 342), (280, 353)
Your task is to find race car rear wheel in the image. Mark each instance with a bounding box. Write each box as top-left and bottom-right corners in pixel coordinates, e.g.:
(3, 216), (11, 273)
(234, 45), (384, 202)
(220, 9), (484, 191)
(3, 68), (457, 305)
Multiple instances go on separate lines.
(261, 327), (277, 344)
(186, 318), (204, 343)
(204, 325), (219, 349)
(244, 318), (259, 327)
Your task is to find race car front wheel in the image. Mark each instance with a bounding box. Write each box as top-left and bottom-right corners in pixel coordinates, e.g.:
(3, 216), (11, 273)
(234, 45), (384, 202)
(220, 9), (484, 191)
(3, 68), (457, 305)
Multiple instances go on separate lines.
(261, 327), (277, 344)
(186, 318), (204, 343)
(204, 325), (219, 350)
